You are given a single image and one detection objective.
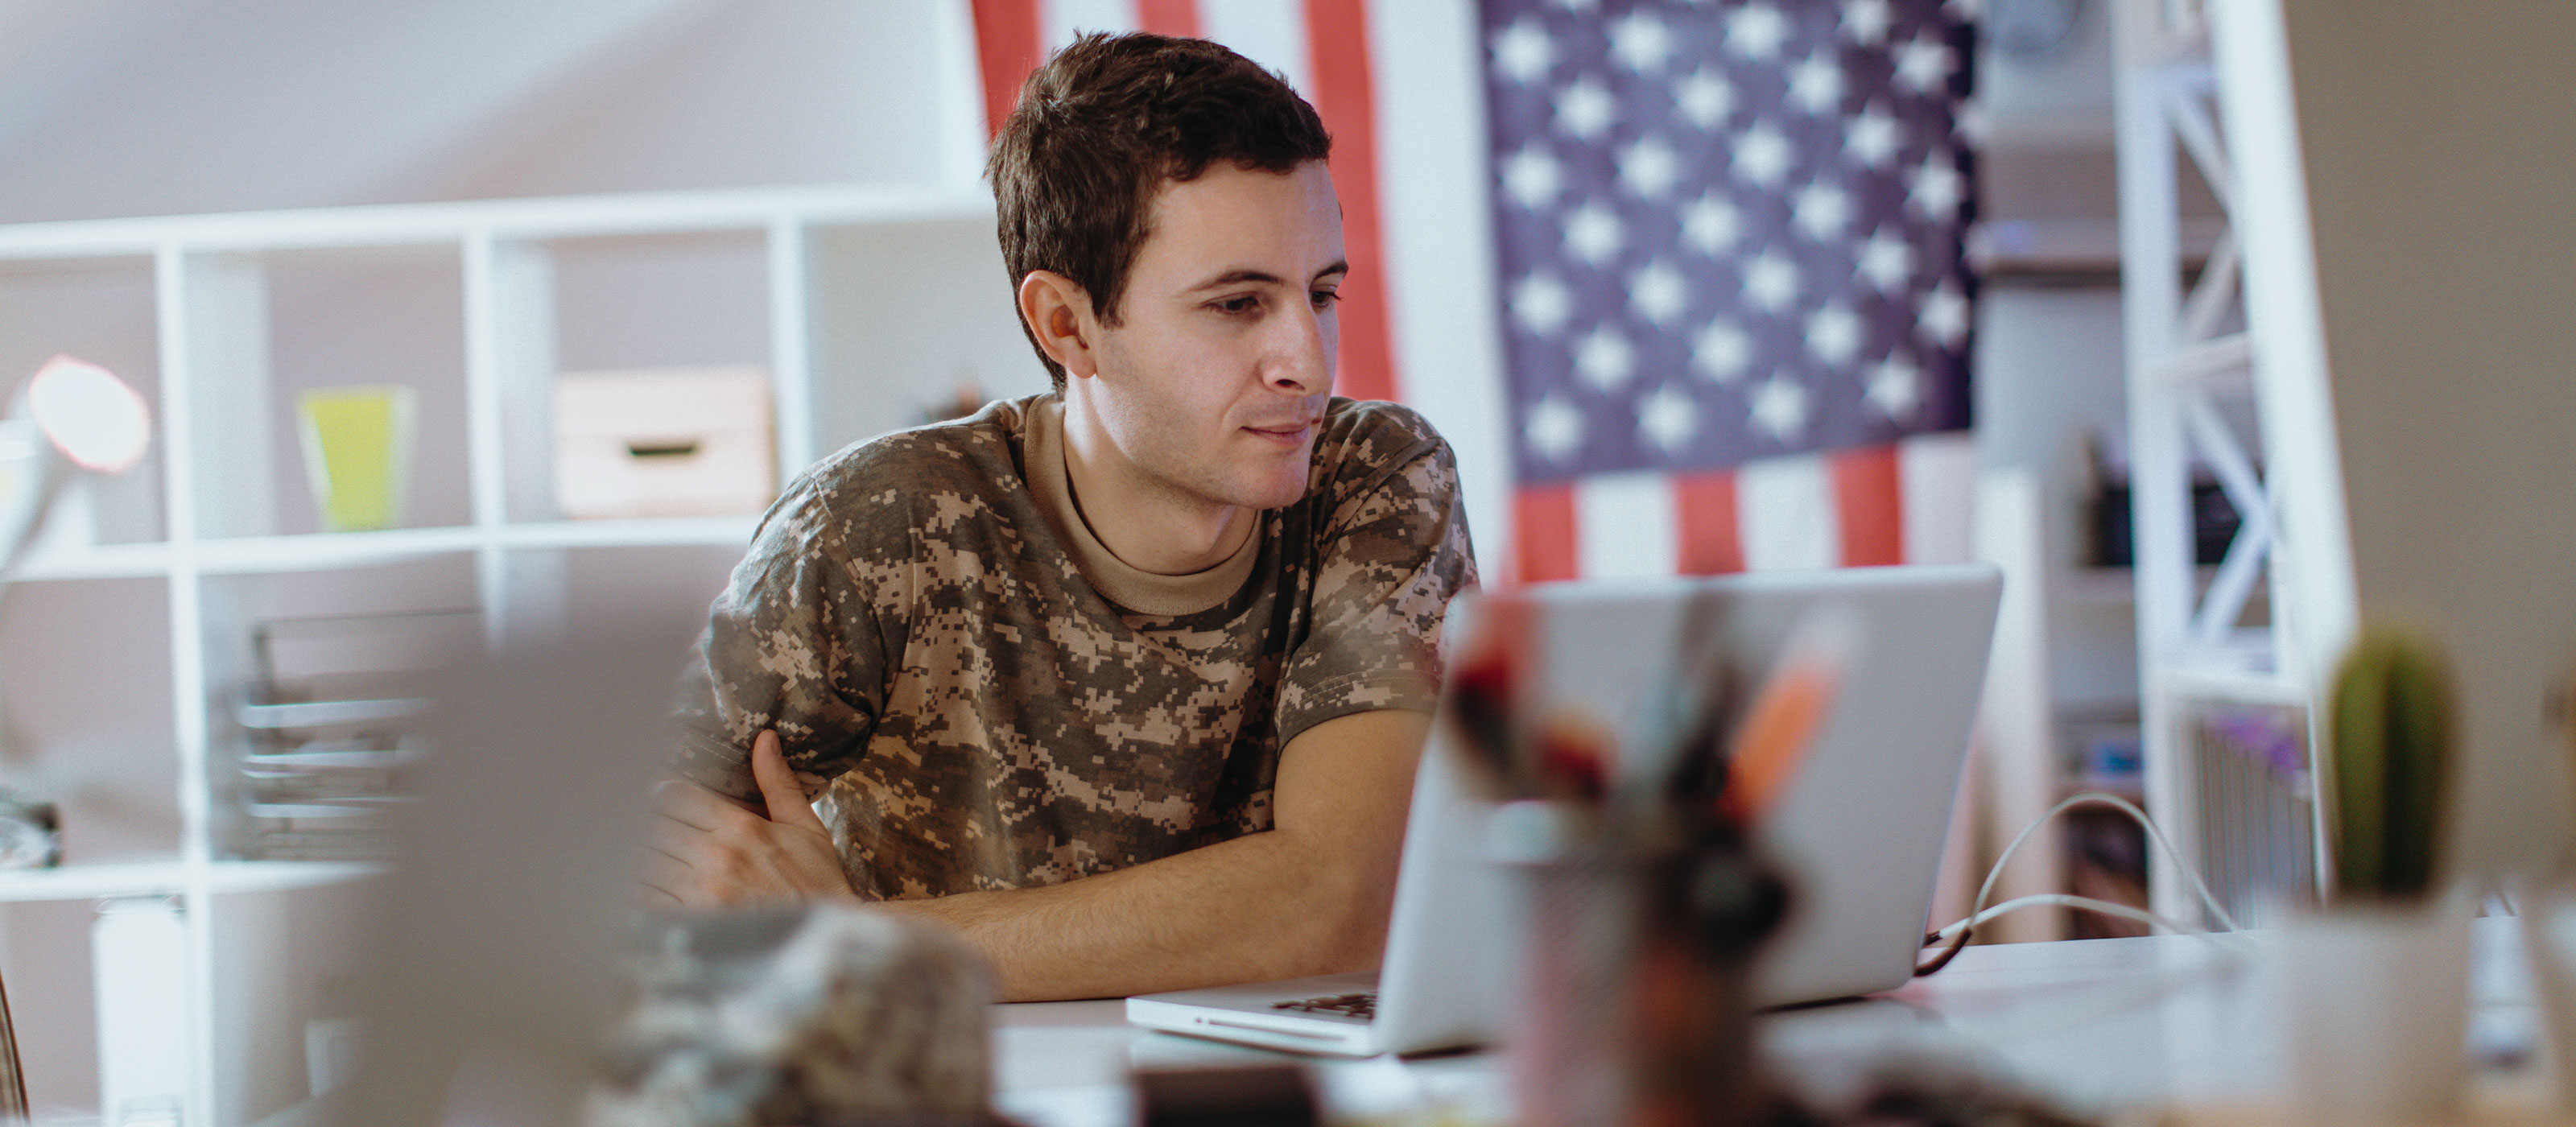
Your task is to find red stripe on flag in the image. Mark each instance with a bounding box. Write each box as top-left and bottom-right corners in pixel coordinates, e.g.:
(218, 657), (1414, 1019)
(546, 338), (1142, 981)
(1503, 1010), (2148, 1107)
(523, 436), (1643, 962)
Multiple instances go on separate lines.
(1513, 485), (1579, 584)
(1301, 0), (1399, 403)
(969, 0), (1046, 142)
(1829, 445), (1906, 567)
(1135, 0), (1202, 36)
(1674, 470), (1744, 575)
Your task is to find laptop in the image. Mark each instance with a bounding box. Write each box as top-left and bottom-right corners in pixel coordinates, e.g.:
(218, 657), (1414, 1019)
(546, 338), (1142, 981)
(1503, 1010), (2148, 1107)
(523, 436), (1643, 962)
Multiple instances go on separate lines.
(1125, 564), (2003, 1056)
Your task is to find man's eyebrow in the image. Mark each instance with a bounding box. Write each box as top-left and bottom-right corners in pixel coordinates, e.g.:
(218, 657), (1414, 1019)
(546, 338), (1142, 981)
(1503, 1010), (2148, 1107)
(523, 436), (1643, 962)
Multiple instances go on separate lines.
(1187, 261), (1351, 291)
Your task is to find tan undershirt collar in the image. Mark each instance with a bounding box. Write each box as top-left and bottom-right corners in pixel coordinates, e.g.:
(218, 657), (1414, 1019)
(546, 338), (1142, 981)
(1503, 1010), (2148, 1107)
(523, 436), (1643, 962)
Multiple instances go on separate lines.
(1025, 397), (1263, 617)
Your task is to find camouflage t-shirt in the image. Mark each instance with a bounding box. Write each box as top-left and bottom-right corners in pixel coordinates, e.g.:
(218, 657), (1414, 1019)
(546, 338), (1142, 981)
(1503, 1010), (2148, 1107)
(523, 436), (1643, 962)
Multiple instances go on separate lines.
(675, 393), (1477, 900)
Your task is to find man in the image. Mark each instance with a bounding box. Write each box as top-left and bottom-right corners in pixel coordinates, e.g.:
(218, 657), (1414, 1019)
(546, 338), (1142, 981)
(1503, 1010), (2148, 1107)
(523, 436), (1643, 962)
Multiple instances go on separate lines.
(646, 32), (1476, 1002)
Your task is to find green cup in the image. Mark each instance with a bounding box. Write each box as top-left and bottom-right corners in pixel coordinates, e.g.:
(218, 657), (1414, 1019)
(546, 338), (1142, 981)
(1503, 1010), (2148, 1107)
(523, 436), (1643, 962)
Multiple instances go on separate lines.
(297, 386), (415, 532)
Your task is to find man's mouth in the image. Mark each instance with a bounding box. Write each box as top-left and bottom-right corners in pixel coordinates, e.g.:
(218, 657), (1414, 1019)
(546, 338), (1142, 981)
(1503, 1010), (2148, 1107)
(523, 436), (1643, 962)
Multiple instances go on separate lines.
(1242, 421), (1316, 445)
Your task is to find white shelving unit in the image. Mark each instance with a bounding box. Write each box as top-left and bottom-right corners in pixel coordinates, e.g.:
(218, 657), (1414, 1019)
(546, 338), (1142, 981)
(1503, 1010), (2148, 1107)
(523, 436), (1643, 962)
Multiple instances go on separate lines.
(0, 180), (997, 1125)
(2112, 0), (2359, 927)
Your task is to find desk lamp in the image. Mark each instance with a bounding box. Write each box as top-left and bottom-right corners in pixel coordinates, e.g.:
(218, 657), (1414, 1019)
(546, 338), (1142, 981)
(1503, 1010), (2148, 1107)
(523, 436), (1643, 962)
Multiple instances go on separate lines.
(0, 354), (153, 574)
(0, 355), (148, 1121)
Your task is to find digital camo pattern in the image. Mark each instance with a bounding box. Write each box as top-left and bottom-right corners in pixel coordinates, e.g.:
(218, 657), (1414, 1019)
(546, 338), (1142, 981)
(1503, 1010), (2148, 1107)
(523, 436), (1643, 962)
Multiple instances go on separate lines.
(675, 394), (1477, 901)
(590, 905), (993, 1125)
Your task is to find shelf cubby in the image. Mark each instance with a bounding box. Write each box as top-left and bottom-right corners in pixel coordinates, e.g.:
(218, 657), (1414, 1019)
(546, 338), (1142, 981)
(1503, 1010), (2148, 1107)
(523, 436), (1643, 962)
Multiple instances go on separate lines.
(0, 179), (1006, 1123)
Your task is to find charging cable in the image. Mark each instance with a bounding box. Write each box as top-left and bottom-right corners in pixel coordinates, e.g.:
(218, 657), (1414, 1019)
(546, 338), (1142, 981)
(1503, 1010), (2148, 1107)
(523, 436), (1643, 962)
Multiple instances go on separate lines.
(1913, 791), (2246, 976)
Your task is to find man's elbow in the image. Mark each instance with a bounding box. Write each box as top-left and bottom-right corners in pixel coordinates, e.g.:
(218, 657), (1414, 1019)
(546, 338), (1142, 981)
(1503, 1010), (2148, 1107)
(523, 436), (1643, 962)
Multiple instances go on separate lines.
(1278, 847), (1399, 976)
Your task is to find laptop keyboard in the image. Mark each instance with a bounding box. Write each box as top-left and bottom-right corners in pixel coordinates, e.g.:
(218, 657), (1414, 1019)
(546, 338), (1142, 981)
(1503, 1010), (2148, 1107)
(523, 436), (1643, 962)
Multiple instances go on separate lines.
(1270, 991), (1376, 1020)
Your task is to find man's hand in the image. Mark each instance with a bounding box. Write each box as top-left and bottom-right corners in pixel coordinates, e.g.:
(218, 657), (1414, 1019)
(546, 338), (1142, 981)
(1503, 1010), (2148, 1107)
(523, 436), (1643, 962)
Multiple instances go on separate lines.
(645, 730), (854, 909)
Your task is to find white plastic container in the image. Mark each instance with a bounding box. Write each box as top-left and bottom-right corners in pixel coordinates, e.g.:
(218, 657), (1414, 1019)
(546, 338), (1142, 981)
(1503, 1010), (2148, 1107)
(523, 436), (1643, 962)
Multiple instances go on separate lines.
(93, 896), (191, 1127)
(2273, 894), (2474, 1121)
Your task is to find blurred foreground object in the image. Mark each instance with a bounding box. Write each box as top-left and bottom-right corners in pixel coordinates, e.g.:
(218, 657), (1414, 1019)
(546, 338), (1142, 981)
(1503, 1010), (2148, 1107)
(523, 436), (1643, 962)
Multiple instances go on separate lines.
(327, 630), (663, 1127)
(295, 386), (417, 532)
(1133, 1065), (1317, 1127)
(1451, 589), (1820, 1126)
(591, 905), (995, 1127)
(555, 367), (774, 519)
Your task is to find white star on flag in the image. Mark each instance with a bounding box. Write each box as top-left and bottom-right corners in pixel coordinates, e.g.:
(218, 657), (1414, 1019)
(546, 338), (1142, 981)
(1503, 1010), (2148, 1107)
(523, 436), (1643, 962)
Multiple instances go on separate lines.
(1793, 181), (1851, 242)
(1575, 325), (1636, 390)
(1807, 303), (1863, 366)
(1557, 76), (1614, 140)
(1858, 230), (1912, 291)
(1922, 282), (1969, 346)
(1608, 10), (1674, 73)
(1752, 377), (1810, 440)
(1637, 384), (1699, 455)
(1551, 0), (1600, 12)
(1725, 2), (1790, 60)
(1526, 394), (1585, 462)
(1732, 122), (1794, 186)
(1564, 200), (1622, 266)
(1503, 144), (1563, 209)
(1619, 135), (1682, 199)
(1513, 271), (1572, 336)
(1631, 260), (1687, 325)
(1682, 192), (1742, 255)
(1675, 67), (1735, 130)
(1788, 52), (1843, 115)
(1693, 320), (1752, 382)
(1894, 35), (1951, 95)
(1744, 251), (1799, 312)
(1868, 355), (1923, 419)
(1909, 156), (1964, 217)
(1492, 19), (1554, 85)
(1843, 0), (1896, 44)
(1844, 104), (1901, 167)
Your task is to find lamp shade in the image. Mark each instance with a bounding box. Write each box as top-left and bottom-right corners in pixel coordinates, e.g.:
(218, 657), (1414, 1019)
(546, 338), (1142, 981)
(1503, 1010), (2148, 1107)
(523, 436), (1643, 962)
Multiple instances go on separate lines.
(27, 355), (150, 473)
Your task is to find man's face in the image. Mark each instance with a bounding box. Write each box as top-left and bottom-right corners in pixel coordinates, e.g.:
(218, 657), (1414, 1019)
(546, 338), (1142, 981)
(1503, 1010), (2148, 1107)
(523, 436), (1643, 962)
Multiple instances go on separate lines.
(1084, 159), (1344, 512)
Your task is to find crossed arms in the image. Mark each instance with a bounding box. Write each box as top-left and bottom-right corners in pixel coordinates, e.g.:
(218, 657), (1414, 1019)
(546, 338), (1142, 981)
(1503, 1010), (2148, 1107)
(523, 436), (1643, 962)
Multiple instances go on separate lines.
(644, 708), (1430, 1002)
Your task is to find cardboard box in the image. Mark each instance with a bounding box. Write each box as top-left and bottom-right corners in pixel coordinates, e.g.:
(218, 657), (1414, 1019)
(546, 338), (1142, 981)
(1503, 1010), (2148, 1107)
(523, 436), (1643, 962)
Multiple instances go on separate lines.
(555, 367), (774, 520)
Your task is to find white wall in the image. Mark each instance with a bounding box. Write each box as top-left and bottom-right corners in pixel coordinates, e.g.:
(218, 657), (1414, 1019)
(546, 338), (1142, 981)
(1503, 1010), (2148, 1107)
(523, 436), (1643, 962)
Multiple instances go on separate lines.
(2277, 0), (2576, 877)
(1975, 287), (2137, 712)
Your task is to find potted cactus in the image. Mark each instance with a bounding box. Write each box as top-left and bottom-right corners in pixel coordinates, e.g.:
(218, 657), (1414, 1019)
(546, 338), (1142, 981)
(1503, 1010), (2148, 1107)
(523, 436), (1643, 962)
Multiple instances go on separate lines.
(2326, 627), (2458, 905)
(2279, 625), (2471, 1120)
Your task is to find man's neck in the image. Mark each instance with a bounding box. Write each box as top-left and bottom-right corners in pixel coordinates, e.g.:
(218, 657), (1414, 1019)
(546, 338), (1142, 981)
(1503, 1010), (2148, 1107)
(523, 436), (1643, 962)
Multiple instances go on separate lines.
(1059, 394), (1257, 576)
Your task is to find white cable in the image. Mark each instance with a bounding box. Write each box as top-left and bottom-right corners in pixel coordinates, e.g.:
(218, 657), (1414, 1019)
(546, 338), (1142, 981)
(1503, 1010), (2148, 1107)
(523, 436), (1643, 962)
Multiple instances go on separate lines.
(1931, 893), (2251, 949)
(1941, 791), (2243, 947)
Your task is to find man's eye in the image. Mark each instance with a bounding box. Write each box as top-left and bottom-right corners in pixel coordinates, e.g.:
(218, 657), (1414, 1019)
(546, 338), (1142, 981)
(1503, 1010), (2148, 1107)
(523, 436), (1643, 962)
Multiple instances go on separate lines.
(1311, 290), (1340, 308)
(1215, 295), (1261, 314)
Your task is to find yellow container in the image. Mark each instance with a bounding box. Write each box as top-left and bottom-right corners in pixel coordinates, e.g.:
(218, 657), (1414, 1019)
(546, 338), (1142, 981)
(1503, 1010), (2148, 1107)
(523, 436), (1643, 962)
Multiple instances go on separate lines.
(296, 386), (415, 532)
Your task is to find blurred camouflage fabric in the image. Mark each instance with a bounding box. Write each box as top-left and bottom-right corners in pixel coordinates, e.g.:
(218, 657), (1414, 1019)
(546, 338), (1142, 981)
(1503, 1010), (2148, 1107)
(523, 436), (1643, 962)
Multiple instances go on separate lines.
(589, 904), (993, 1126)
(675, 394), (1476, 900)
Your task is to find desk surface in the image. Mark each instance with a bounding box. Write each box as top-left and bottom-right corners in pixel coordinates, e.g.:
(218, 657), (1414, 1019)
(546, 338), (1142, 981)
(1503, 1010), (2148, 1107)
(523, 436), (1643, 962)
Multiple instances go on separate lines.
(991, 919), (2550, 1126)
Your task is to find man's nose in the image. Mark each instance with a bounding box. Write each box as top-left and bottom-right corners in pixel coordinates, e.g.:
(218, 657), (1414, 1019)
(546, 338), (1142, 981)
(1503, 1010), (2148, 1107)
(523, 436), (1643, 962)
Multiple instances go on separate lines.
(1264, 302), (1333, 397)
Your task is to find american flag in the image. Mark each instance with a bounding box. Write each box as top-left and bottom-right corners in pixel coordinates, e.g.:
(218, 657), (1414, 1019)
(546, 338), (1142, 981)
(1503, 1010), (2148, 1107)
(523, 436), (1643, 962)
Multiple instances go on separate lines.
(1484, 0), (1979, 582)
(967, 0), (1979, 582)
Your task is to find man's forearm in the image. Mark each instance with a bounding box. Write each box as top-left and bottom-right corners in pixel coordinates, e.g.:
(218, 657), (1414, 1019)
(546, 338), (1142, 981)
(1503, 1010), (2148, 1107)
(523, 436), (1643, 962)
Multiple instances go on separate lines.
(879, 824), (1390, 1001)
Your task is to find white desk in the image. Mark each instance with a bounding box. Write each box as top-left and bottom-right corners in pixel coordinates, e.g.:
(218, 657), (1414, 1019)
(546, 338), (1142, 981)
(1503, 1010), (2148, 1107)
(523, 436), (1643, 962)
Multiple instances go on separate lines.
(991, 919), (2551, 1126)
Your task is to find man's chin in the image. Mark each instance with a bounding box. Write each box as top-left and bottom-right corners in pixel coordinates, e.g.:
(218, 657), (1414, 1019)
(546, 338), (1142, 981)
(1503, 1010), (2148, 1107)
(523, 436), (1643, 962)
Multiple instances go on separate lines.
(1208, 469), (1312, 512)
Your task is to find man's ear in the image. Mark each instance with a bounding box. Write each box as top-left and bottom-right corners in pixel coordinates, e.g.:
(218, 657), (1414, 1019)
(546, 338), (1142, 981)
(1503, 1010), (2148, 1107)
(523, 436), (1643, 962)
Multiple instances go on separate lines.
(1018, 270), (1102, 380)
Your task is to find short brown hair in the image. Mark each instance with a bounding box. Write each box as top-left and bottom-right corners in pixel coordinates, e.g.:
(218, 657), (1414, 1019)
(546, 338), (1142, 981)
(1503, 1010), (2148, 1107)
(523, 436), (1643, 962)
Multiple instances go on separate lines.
(987, 33), (1332, 390)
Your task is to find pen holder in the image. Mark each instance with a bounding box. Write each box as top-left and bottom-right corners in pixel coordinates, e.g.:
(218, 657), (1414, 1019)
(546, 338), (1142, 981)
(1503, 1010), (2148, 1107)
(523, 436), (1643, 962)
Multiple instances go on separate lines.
(1490, 802), (1788, 1127)
(2272, 892), (2473, 1122)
